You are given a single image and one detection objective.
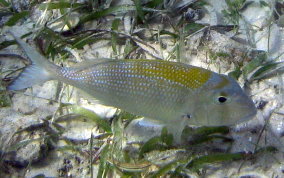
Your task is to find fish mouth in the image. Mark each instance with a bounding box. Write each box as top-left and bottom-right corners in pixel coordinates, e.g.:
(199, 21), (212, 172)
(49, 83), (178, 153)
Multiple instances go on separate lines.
(238, 107), (257, 124)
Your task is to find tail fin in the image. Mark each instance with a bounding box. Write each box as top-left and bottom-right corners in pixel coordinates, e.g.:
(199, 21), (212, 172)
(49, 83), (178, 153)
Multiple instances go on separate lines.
(7, 31), (59, 90)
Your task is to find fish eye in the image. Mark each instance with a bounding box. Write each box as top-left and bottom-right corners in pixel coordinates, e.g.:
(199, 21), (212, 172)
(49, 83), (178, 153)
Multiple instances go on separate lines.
(218, 96), (227, 103)
(214, 91), (230, 105)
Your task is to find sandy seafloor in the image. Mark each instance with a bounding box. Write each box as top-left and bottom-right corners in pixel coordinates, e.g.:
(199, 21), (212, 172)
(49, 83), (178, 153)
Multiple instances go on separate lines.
(1, 0), (284, 177)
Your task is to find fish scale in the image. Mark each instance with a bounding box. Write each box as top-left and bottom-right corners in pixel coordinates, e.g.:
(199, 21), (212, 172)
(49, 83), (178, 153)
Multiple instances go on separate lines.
(59, 60), (208, 124)
(67, 61), (205, 94)
(66, 60), (212, 90)
(7, 32), (257, 142)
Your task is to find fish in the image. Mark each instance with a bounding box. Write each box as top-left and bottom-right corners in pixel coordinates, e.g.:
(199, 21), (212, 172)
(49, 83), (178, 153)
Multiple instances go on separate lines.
(7, 32), (257, 142)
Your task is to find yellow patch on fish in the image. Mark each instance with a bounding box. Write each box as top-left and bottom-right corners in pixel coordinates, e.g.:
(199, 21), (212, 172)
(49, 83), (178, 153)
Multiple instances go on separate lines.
(132, 61), (212, 89)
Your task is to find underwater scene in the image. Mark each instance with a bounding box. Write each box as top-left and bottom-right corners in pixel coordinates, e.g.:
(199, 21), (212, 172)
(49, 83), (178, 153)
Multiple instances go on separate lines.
(0, 0), (284, 177)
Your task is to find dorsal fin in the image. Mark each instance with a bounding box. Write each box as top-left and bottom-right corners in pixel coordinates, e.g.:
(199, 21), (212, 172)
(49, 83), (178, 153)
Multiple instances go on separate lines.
(69, 58), (116, 70)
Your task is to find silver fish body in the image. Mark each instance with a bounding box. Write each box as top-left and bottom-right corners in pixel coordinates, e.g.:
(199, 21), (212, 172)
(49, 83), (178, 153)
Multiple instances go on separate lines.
(7, 33), (257, 141)
(56, 60), (256, 126)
